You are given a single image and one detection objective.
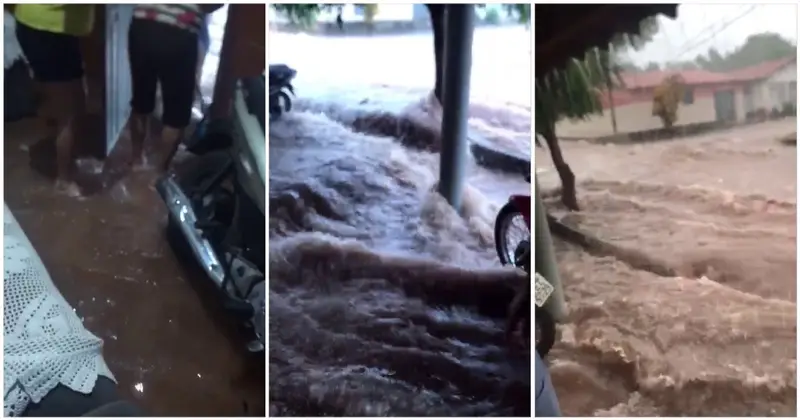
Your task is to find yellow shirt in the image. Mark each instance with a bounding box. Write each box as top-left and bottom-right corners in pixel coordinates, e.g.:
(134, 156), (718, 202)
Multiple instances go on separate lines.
(15, 4), (95, 37)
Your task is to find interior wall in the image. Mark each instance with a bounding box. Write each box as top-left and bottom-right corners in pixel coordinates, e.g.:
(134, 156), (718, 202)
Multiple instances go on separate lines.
(80, 6), (109, 158)
(104, 4), (134, 155)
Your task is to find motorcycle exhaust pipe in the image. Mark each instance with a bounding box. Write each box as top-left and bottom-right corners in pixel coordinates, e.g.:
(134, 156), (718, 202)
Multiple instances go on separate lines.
(156, 176), (226, 289)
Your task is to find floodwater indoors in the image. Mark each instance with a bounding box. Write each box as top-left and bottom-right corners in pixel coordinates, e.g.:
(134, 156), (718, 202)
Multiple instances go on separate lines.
(3, 6), (264, 415)
(536, 120), (797, 416)
(4, 118), (265, 417)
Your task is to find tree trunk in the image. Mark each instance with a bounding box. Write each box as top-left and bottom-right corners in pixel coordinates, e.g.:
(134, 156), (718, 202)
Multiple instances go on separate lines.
(542, 123), (579, 211)
(426, 4), (446, 104)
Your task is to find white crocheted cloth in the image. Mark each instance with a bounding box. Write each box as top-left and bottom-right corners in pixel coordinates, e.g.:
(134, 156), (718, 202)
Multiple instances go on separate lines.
(4, 205), (115, 417)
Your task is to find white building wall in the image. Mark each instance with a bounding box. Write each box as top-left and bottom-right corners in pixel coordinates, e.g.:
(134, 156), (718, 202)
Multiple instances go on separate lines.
(768, 62), (797, 83)
(741, 61), (796, 112)
(763, 62), (797, 108)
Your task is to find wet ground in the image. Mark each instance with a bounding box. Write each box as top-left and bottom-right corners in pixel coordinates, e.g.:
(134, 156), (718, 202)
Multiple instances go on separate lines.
(5, 7), (265, 416)
(270, 24), (789, 417)
(268, 26), (534, 416)
(4, 117), (265, 416)
(268, 99), (531, 416)
(536, 120), (797, 416)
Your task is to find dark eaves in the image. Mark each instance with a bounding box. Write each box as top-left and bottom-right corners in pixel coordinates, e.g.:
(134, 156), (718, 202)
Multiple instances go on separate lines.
(535, 4), (679, 77)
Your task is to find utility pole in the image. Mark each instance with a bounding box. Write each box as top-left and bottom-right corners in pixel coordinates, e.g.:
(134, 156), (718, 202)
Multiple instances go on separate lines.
(438, 5), (475, 209)
(605, 50), (618, 134)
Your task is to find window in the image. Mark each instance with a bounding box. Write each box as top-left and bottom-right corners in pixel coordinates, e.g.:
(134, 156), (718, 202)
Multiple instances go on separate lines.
(354, 5), (365, 17)
(683, 88), (694, 105)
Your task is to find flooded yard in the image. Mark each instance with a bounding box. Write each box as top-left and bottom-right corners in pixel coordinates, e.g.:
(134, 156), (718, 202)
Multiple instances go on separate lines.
(536, 120), (797, 416)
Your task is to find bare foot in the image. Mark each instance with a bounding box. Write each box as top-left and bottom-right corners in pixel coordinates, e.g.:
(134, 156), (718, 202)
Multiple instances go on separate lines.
(55, 179), (82, 198)
(131, 154), (151, 172)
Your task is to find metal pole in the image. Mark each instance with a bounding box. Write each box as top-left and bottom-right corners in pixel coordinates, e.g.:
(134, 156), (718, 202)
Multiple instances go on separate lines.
(437, 5), (474, 208)
(534, 176), (566, 321)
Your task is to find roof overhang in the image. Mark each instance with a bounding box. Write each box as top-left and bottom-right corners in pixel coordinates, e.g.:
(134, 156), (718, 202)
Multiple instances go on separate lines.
(536, 4), (679, 77)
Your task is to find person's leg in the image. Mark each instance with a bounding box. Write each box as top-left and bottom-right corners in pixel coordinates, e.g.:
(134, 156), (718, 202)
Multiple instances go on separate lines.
(52, 81), (85, 193)
(158, 25), (199, 171)
(535, 350), (561, 416)
(127, 19), (159, 168)
(16, 22), (86, 193)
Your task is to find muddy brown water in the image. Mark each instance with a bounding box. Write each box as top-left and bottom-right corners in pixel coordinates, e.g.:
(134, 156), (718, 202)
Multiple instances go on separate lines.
(537, 120), (797, 416)
(268, 97), (531, 416)
(4, 117), (265, 416)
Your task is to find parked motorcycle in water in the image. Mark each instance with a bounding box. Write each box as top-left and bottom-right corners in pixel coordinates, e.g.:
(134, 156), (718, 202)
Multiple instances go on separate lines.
(494, 174), (556, 357)
(157, 75), (266, 353)
(269, 64), (296, 120)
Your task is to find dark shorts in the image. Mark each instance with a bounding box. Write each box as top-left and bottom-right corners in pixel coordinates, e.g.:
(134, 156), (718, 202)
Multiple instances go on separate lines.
(128, 18), (198, 129)
(15, 22), (84, 83)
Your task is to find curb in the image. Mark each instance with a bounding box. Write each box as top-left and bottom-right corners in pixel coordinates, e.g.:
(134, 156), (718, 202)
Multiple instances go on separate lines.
(470, 136), (530, 176)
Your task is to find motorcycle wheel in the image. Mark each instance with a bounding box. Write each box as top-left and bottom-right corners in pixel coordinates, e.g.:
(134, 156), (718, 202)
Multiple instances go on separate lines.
(279, 88), (293, 113)
(536, 306), (556, 358)
(494, 201), (530, 266)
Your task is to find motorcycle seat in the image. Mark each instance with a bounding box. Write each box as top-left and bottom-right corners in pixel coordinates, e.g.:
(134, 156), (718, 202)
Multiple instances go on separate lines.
(268, 64), (296, 86)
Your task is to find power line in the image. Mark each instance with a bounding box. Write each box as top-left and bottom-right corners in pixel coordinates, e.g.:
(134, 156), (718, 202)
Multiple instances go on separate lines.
(673, 5), (758, 61)
(673, 5), (751, 53)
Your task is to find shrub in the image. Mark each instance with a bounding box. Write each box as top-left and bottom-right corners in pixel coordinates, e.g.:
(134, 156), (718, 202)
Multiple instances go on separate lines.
(781, 102), (796, 117)
(485, 8), (500, 25)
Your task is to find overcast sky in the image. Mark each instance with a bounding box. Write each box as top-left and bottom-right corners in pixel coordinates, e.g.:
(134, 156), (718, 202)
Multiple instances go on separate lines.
(624, 4), (798, 66)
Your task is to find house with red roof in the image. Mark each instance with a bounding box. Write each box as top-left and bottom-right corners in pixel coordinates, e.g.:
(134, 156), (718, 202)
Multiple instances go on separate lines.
(556, 56), (796, 138)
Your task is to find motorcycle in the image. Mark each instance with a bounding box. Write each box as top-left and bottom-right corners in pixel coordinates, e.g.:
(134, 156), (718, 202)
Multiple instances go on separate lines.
(156, 75), (266, 353)
(269, 64), (296, 120)
(494, 174), (557, 357)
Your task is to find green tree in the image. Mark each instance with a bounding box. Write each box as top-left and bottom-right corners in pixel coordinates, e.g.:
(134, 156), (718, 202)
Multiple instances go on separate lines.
(535, 48), (618, 210)
(644, 62), (661, 71)
(695, 33), (796, 71)
(536, 17), (659, 210)
(271, 4), (334, 29)
(484, 7), (501, 25)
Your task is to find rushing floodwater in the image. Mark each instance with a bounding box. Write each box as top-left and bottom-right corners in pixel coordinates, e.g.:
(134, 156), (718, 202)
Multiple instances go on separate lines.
(267, 26), (795, 417)
(268, 92), (531, 416)
(537, 120), (797, 416)
(269, 27), (534, 416)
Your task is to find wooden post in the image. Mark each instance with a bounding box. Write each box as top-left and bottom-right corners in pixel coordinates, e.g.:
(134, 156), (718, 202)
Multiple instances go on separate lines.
(209, 4), (265, 119)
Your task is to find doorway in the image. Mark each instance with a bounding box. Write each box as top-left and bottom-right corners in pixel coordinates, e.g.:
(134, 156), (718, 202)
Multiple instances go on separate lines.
(713, 90), (737, 123)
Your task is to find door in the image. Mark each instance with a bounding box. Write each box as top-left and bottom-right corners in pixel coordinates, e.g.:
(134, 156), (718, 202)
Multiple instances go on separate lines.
(105, 5), (134, 155)
(713, 90), (736, 123)
(743, 85), (754, 114)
